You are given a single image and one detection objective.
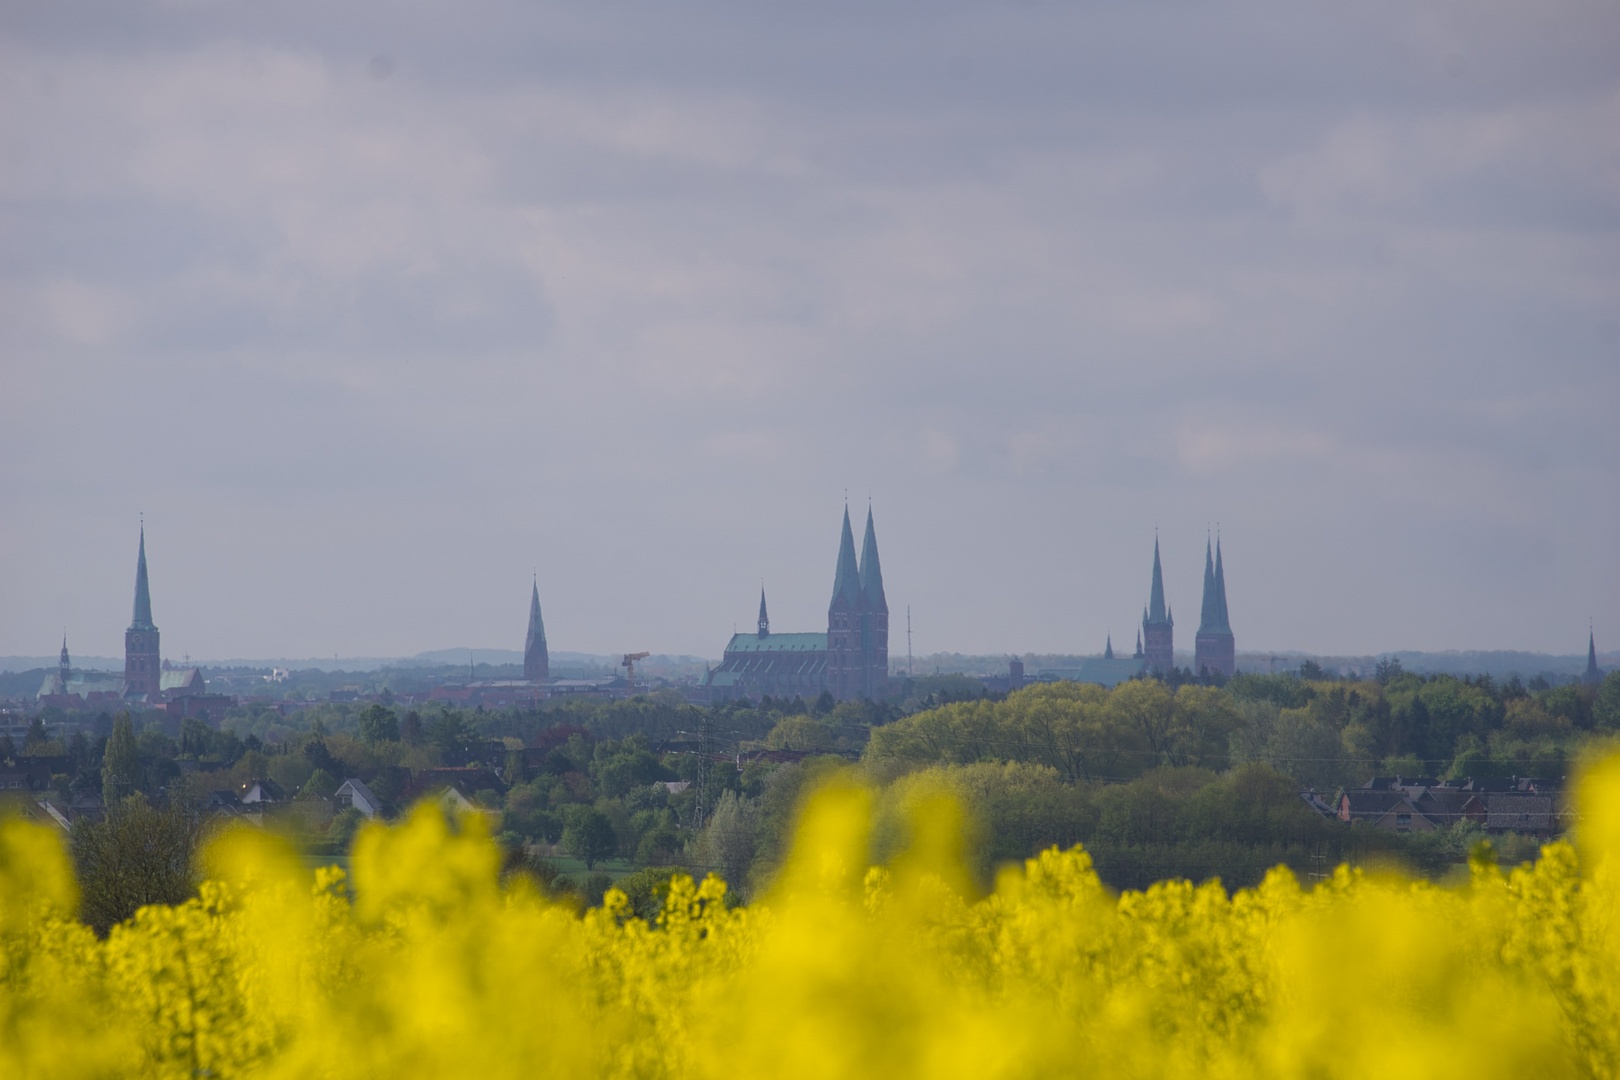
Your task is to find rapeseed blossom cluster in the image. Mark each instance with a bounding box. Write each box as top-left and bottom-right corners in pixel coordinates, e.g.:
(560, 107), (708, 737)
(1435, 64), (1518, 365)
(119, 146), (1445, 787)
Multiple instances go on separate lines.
(7, 757), (1620, 1079)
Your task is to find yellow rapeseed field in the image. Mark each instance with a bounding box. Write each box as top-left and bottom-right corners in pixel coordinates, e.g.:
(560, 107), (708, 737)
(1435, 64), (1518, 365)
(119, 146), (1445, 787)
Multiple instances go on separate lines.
(7, 757), (1620, 1079)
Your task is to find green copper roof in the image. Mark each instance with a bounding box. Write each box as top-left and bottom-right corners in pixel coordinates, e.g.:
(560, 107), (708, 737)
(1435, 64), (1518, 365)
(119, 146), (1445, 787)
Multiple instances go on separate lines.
(859, 508), (887, 610)
(1145, 537), (1169, 625)
(829, 507), (862, 609)
(724, 632), (827, 654)
(129, 527), (157, 632)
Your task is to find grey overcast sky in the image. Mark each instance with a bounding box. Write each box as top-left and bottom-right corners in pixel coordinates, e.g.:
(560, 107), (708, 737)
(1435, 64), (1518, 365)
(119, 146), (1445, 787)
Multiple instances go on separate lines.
(1, 0), (1616, 663)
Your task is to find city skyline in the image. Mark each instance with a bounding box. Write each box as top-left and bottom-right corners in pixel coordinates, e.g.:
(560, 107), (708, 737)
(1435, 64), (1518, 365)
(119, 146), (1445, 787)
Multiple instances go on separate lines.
(6, 518), (1608, 670)
(2, 0), (1615, 659)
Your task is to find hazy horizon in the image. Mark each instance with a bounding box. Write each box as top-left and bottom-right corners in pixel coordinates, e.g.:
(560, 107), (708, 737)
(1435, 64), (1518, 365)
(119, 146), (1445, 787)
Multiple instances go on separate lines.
(3, 0), (1616, 661)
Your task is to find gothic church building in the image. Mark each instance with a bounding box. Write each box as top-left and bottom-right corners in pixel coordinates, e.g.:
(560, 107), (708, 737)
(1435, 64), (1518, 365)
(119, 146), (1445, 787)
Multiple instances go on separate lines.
(704, 506), (889, 702)
(1136, 534), (1236, 679)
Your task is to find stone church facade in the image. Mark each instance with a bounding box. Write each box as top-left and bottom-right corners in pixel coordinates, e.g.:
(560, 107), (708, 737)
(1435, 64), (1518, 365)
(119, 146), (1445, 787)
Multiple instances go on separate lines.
(704, 506), (889, 702)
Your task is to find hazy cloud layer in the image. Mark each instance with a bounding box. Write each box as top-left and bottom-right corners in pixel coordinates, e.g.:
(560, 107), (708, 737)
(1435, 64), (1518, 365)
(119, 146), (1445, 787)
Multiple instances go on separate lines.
(1, 0), (1616, 661)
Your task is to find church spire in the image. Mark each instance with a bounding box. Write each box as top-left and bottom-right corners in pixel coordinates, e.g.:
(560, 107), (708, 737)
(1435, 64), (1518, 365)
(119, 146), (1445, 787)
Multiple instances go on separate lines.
(129, 525), (156, 632)
(59, 634), (71, 683)
(858, 507), (888, 612)
(1146, 536), (1169, 625)
(524, 579), (549, 682)
(1198, 537), (1218, 633)
(830, 506), (862, 609)
(1588, 629), (1603, 687)
(1105, 634), (1114, 660)
(1214, 538), (1231, 633)
(758, 588), (770, 638)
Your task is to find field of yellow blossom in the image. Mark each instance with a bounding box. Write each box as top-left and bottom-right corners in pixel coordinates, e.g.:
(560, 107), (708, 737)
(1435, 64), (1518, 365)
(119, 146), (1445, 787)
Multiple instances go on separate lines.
(6, 756), (1620, 1079)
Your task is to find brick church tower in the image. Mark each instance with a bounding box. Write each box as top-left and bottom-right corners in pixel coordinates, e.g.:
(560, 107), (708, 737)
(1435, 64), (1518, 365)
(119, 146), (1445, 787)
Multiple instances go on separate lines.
(1141, 537), (1174, 675)
(826, 506), (890, 700)
(123, 526), (162, 698)
(826, 508), (863, 700)
(1194, 537), (1236, 678)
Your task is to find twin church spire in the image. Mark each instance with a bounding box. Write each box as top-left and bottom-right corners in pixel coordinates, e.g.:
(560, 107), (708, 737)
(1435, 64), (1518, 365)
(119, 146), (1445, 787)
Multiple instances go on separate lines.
(1198, 536), (1231, 635)
(1139, 532), (1236, 678)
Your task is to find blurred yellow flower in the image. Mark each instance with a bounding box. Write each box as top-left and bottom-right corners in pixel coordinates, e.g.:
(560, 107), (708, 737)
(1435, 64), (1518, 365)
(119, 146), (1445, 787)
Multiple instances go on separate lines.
(3, 763), (1619, 1078)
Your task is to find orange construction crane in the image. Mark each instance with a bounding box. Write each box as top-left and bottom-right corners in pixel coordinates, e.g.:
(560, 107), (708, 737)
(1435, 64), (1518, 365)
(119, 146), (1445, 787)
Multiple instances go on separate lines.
(622, 651), (650, 689)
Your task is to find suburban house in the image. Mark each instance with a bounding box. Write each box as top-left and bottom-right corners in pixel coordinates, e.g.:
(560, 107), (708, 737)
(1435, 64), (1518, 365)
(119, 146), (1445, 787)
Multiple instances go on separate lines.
(335, 778), (384, 819)
(1337, 776), (1562, 838)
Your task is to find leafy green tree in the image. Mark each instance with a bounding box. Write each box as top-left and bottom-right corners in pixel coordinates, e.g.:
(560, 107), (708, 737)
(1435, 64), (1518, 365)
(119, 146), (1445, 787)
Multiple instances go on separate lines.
(428, 711), (478, 757)
(357, 704), (400, 745)
(764, 715), (834, 751)
(71, 794), (206, 936)
(696, 790), (759, 894)
(1596, 671), (1620, 731)
(593, 735), (669, 797)
(402, 710), (424, 746)
(1108, 679), (1179, 760)
(328, 807), (366, 850)
(102, 715), (140, 806)
(301, 768), (338, 799)
(635, 824), (682, 867)
(1542, 685), (1593, 731)
(563, 807), (618, 870)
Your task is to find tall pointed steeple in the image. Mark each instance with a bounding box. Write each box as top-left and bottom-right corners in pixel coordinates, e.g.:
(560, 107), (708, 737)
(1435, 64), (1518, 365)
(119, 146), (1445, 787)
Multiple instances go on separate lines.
(758, 588), (770, 638)
(123, 525), (162, 699)
(830, 507), (862, 609)
(59, 635), (71, 685)
(130, 526), (156, 632)
(1587, 630), (1603, 687)
(858, 507), (888, 612)
(1195, 535), (1236, 678)
(1104, 635), (1114, 660)
(1141, 536), (1174, 674)
(1198, 537), (1219, 633)
(1134, 629), (1143, 659)
(1146, 537), (1169, 625)
(524, 579), (549, 682)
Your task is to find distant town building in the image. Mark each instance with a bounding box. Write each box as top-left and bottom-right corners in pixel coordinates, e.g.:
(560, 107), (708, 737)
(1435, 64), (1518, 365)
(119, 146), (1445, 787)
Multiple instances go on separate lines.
(1141, 537), (1174, 674)
(123, 527), (163, 700)
(704, 505), (890, 702)
(33, 526), (215, 716)
(36, 636), (125, 707)
(1194, 538), (1236, 679)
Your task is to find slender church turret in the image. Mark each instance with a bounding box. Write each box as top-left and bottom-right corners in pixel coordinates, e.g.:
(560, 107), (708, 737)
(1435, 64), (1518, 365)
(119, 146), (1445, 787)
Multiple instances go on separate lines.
(758, 588), (770, 638)
(826, 508), (863, 700)
(523, 579), (549, 682)
(1587, 630), (1603, 687)
(59, 635), (71, 687)
(1194, 537), (1236, 678)
(1141, 537), (1174, 674)
(123, 526), (162, 699)
(858, 507), (889, 700)
(1104, 635), (1114, 661)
